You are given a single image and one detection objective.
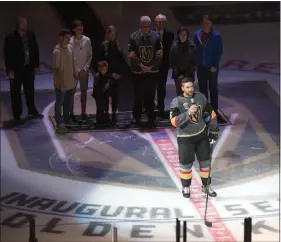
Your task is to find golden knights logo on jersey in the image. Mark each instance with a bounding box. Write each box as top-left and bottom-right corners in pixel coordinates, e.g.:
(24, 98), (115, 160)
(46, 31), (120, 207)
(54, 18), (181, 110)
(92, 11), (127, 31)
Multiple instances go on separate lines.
(139, 46), (153, 63)
(183, 103), (203, 124)
(190, 105), (203, 124)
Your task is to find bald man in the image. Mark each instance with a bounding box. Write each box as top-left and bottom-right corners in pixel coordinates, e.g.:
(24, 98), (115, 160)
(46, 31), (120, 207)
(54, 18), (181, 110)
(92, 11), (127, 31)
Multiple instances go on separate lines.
(128, 16), (163, 127)
(4, 16), (43, 122)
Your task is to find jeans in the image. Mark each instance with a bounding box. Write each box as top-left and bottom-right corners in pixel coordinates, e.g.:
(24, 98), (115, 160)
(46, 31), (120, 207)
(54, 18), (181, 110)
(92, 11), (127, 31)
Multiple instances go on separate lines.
(54, 89), (74, 124)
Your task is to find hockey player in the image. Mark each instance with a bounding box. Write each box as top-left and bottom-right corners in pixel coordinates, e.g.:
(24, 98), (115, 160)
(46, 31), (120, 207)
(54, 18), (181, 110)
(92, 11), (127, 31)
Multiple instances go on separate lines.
(170, 78), (219, 198)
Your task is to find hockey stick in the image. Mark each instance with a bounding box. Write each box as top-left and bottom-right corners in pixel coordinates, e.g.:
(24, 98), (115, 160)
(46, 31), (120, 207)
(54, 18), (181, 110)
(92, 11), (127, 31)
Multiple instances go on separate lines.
(204, 140), (215, 227)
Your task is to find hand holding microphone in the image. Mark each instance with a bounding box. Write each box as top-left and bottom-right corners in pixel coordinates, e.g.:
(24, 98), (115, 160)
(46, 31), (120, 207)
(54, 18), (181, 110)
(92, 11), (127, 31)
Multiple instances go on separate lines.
(188, 105), (197, 115)
(188, 98), (197, 115)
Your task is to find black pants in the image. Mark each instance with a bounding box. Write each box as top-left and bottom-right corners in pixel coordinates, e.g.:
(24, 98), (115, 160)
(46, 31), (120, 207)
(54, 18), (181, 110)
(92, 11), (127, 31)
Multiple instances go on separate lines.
(105, 82), (118, 114)
(156, 68), (169, 112)
(178, 131), (212, 187)
(132, 73), (157, 122)
(9, 67), (37, 119)
(92, 88), (109, 124)
(197, 68), (219, 113)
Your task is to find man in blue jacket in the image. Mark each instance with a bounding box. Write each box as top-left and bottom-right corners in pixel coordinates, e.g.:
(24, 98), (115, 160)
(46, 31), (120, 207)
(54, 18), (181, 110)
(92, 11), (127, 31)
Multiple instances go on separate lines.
(194, 14), (225, 123)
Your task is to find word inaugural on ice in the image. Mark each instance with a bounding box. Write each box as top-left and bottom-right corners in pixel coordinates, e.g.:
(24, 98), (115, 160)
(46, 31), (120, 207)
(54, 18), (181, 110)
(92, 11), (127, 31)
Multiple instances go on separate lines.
(0, 192), (279, 240)
(1, 192), (279, 220)
(0, 192), (194, 220)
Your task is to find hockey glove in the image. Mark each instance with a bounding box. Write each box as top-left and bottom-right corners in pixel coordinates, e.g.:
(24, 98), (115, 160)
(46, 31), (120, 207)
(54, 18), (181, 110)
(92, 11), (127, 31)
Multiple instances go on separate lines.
(209, 128), (219, 142)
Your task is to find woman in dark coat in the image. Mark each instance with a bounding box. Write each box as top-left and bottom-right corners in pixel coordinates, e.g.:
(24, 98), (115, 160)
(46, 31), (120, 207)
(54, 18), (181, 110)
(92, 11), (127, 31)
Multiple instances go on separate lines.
(97, 25), (123, 123)
(170, 26), (196, 96)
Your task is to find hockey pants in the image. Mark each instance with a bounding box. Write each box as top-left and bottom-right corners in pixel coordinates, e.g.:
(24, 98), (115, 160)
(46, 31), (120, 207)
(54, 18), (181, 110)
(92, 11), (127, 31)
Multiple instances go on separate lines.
(178, 132), (212, 187)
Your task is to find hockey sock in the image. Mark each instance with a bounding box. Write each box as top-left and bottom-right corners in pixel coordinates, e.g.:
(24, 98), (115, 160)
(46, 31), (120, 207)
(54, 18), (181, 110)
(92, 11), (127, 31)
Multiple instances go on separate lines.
(179, 168), (192, 187)
(200, 167), (212, 186)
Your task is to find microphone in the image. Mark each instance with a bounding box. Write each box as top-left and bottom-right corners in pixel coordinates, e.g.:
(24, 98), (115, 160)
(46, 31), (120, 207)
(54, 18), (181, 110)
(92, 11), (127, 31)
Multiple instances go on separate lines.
(190, 98), (198, 114)
(191, 98), (196, 106)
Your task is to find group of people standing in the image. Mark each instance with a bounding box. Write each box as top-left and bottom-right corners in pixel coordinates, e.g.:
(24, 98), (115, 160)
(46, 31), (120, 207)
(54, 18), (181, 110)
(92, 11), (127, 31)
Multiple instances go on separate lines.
(3, 16), (123, 132)
(4, 14), (222, 198)
(128, 14), (224, 128)
(128, 14), (222, 197)
(4, 13), (224, 132)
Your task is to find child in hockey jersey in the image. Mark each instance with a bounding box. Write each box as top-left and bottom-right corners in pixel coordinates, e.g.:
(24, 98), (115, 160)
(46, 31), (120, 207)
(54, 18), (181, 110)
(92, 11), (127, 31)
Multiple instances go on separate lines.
(92, 61), (114, 125)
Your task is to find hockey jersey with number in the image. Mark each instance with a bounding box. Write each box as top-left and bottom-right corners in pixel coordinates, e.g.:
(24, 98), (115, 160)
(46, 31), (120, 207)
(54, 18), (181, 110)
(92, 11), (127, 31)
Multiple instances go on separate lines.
(170, 92), (218, 138)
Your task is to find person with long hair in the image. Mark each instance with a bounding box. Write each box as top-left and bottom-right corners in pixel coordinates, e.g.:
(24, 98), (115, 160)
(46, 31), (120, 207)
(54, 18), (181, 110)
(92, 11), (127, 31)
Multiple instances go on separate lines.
(97, 25), (123, 123)
(170, 26), (196, 96)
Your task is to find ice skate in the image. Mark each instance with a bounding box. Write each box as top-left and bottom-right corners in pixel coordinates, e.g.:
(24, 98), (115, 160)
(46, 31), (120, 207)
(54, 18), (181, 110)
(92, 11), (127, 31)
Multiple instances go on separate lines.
(182, 186), (191, 198)
(202, 185), (217, 197)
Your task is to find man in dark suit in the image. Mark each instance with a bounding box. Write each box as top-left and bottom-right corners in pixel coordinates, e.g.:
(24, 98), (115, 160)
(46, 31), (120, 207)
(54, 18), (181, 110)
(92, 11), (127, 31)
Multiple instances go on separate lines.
(4, 16), (43, 122)
(154, 14), (174, 117)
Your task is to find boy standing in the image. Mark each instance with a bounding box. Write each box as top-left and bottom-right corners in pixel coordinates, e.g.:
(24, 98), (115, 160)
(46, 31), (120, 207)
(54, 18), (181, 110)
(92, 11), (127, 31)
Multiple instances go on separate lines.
(69, 20), (92, 121)
(53, 29), (77, 133)
(92, 61), (113, 126)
